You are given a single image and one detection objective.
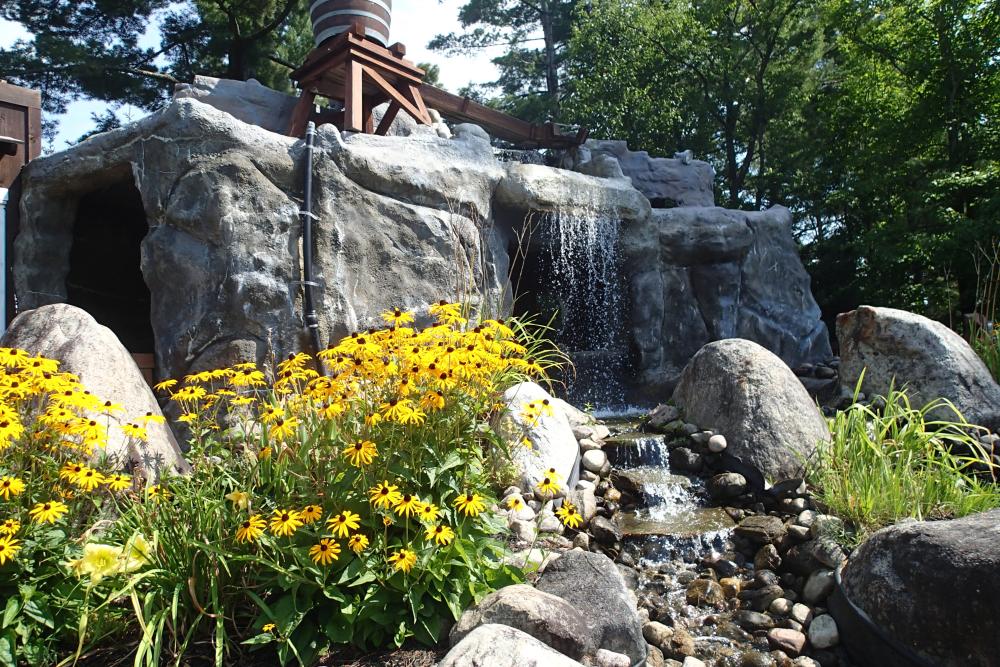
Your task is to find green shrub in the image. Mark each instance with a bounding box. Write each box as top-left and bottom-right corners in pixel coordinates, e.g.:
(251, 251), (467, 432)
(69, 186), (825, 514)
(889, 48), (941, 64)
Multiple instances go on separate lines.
(808, 381), (1000, 544)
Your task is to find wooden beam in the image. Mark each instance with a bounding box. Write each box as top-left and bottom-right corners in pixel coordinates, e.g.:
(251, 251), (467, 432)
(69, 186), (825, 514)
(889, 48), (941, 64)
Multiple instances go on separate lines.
(375, 101), (402, 135)
(344, 60), (364, 132)
(287, 90), (316, 137)
(361, 64), (430, 125)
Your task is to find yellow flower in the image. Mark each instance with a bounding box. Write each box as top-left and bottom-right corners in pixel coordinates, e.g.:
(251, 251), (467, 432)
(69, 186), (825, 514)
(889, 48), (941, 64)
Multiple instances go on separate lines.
(326, 510), (361, 538)
(0, 535), (21, 565)
(77, 543), (123, 582)
(369, 481), (402, 509)
(122, 533), (152, 572)
(342, 440), (378, 467)
(348, 533), (369, 554)
(59, 462), (86, 484)
(0, 347), (29, 368)
(146, 485), (172, 502)
(229, 367), (267, 388)
(418, 503), (442, 523)
(225, 491), (251, 510)
(236, 515), (266, 543)
(382, 516), (394, 527)
(381, 308), (415, 325)
(392, 493), (423, 518)
(259, 405), (286, 424)
(139, 411), (166, 425)
(99, 400), (124, 415)
(387, 548), (417, 574)
(0, 476), (25, 500)
(268, 417), (299, 441)
(153, 379), (178, 393)
(309, 538), (341, 566)
(506, 496), (525, 511)
(300, 505), (323, 524)
(121, 422), (148, 441)
(262, 623), (277, 634)
(556, 501), (583, 529)
(0, 518), (19, 536)
(536, 475), (561, 497)
(29, 501), (68, 524)
(270, 509), (304, 537)
(73, 467), (104, 492)
(453, 493), (486, 518)
(420, 390), (446, 412)
(424, 523), (455, 546)
(259, 446), (273, 460)
(397, 407), (427, 425)
(105, 473), (132, 492)
(177, 412), (198, 424)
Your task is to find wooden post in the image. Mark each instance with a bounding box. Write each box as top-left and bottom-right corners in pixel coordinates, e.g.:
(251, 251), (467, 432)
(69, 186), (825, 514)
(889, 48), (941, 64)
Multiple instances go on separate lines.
(344, 59), (364, 132)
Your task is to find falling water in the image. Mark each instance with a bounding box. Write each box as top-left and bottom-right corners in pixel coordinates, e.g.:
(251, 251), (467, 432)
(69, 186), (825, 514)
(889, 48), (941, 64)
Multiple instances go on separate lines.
(541, 208), (629, 410)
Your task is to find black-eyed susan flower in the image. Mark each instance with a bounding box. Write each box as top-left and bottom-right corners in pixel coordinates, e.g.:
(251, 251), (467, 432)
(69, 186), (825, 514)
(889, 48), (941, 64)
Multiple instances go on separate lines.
(300, 505), (323, 524)
(229, 367), (267, 389)
(269, 509), (303, 537)
(453, 493), (486, 517)
(268, 417), (299, 441)
(259, 405), (285, 424)
(369, 481), (402, 509)
(556, 501), (583, 529)
(506, 496), (525, 511)
(387, 548), (417, 574)
(225, 491), (251, 510)
(418, 502), (441, 523)
(342, 440), (378, 467)
(28, 500), (68, 524)
(121, 422), (148, 441)
(424, 523), (455, 546)
(0, 347), (29, 368)
(105, 473), (132, 492)
(392, 493), (422, 518)
(153, 378), (177, 393)
(381, 308), (415, 325)
(0, 518), (19, 536)
(139, 411), (166, 425)
(309, 538), (341, 566)
(146, 485), (172, 502)
(259, 446), (273, 460)
(59, 462), (86, 484)
(0, 476), (25, 500)
(420, 390), (446, 412)
(326, 510), (361, 538)
(236, 515), (266, 543)
(536, 475), (561, 497)
(0, 535), (20, 565)
(348, 533), (369, 554)
(73, 467), (104, 492)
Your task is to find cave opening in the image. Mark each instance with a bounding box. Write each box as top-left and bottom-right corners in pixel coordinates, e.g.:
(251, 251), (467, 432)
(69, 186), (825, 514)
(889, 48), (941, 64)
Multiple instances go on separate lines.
(66, 177), (155, 380)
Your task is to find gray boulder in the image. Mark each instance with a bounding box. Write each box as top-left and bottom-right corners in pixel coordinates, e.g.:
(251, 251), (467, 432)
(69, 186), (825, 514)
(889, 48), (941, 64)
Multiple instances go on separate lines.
(837, 306), (1000, 429)
(439, 624), (586, 667)
(672, 339), (830, 483)
(450, 584), (595, 660)
(585, 140), (716, 207)
(497, 382), (580, 491)
(839, 509), (1000, 667)
(625, 207), (832, 398)
(496, 162), (651, 221)
(1, 304), (189, 477)
(536, 550), (647, 665)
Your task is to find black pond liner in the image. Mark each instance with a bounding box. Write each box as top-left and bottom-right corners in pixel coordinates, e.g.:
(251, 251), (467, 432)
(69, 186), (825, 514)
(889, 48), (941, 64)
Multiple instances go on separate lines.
(829, 563), (937, 667)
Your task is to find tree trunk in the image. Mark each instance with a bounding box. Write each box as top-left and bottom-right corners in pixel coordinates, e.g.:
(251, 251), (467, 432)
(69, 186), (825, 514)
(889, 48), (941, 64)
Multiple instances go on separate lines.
(541, 1), (559, 120)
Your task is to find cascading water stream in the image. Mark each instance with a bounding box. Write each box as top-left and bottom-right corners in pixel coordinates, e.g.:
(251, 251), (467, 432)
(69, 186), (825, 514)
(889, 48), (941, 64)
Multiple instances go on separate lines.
(541, 207), (629, 411)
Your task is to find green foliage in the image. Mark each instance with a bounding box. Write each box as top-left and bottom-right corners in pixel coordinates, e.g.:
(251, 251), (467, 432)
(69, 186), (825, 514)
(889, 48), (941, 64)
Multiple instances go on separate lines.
(429, 0), (580, 123)
(807, 381), (1000, 544)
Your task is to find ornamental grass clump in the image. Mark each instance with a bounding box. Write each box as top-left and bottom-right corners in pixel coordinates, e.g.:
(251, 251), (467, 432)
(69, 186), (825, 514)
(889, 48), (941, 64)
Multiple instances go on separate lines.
(808, 379), (1000, 545)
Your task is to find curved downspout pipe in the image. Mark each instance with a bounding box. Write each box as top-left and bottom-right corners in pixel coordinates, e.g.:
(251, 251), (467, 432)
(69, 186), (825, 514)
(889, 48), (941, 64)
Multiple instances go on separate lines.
(300, 122), (324, 367)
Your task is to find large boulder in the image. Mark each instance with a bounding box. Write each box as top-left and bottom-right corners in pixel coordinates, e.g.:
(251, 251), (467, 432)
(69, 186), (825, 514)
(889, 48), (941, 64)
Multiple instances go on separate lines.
(837, 306), (1000, 429)
(625, 207), (832, 397)
(497, 382), (580, 491)
(535, 550), (647, 665)
(14, 98), (510, 381)
(839, 509), (1000, 667)
(1, 304), (189, 477)
(450, 584), (595, 660)
(495, 163), (651, 222)
(439, 624), (586, 667)
(585, 140), (716, 207)
(672, 339), (830, 483)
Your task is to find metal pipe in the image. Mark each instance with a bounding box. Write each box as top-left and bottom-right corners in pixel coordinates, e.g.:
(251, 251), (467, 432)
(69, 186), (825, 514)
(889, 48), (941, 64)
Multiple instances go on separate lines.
(300, 122), (324, 364)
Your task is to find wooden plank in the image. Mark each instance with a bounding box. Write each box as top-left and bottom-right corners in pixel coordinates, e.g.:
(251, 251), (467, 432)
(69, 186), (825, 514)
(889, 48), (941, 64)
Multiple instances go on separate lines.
(361, 65), (428, 124)
(0, 103), (27, 190)
(406, 83), (432, 125)
(0, 82), (41, 110)
(287, 90), (317, 137)
(375, 100), (401, 135)
(344, 60), (365, 132)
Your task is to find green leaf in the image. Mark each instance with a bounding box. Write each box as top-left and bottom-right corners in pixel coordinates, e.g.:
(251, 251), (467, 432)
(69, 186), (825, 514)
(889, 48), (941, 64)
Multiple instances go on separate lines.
(0, 629), (15, 667)
(241, 633), (276, 646)
(1, 599), (20, 629)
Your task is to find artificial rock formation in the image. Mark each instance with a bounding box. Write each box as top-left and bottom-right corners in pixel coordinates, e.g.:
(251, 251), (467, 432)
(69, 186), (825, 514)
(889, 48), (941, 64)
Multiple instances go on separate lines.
(14, 81), (831, 398)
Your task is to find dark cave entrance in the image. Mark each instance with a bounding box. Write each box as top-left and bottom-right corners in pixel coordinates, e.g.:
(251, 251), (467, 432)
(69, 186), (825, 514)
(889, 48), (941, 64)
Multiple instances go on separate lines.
(66, 177), (155, 380)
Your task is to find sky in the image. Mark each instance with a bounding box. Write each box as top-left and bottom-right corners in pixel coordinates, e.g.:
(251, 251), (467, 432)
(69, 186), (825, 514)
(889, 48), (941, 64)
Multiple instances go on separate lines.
(0, 0), (503, 151)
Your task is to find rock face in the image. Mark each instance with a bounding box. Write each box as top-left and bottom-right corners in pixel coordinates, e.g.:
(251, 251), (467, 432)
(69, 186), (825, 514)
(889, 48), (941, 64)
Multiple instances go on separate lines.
(439, 624), (586, 667)
(14, 90), (831, 402)
(626, 207), (832, 397)
(584, 140), (716, 207)
(536, 550), (647, 665)
(450, 585), (595, 660)
(837, 306), (1000, 429)
(672, 339), (830, 483)
(497, 382), (580, 491)
(15, 98), (511, 381)
(839, 509), (1000, 667)
(1, 304), (189, 477)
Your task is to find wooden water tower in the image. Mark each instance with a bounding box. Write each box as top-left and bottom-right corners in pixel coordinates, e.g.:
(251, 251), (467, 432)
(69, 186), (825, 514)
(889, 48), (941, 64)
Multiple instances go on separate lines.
(0, 81), (42, 331)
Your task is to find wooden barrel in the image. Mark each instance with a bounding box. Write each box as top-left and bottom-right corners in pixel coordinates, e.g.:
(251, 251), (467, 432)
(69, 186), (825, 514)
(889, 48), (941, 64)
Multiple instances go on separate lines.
(310, 0), (392, 47)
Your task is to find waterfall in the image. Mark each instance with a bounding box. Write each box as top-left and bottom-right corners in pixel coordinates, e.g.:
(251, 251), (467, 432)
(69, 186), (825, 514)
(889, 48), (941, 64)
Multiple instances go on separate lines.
(541, 207), (629, 411)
